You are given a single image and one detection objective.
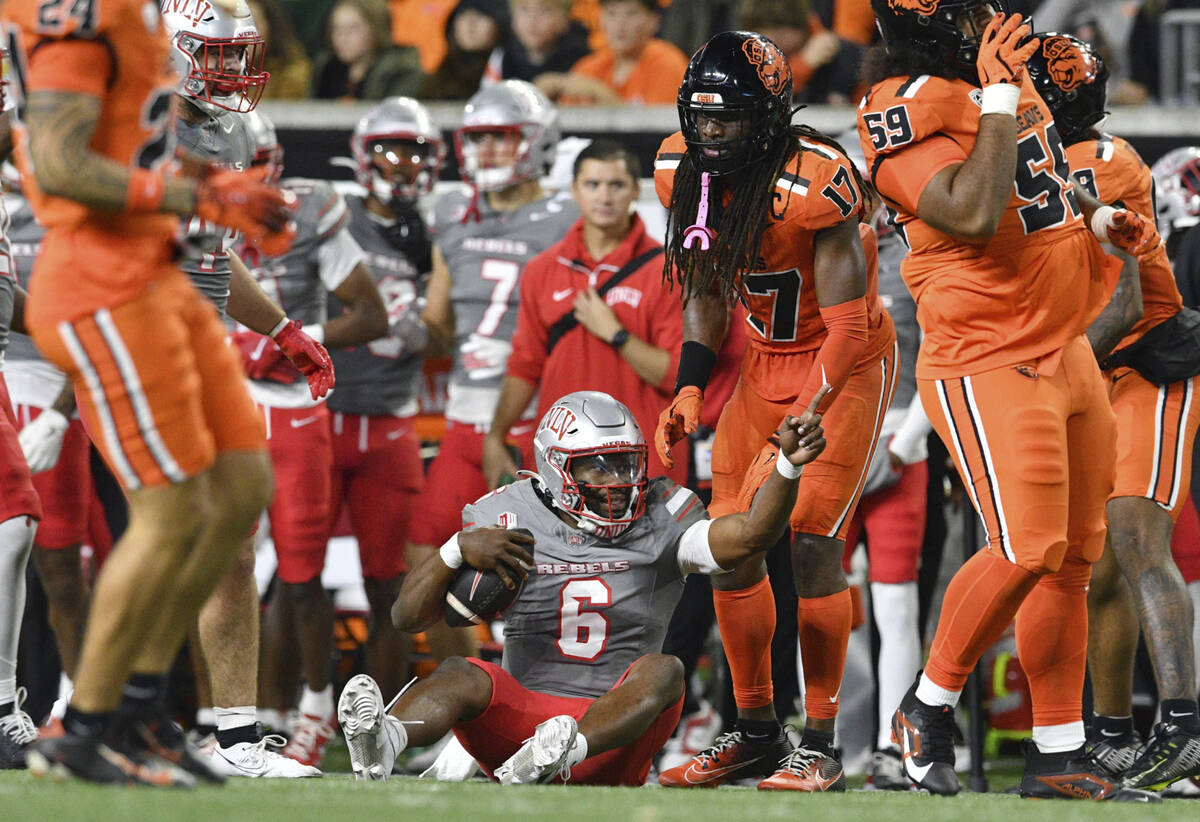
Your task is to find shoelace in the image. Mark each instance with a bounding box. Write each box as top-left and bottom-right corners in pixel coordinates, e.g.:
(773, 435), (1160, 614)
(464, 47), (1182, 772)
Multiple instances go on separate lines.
(917, 706), (961, 763)
(225, 735), (290, 770)
(776, 747), (820, 775)
(694, 730), (744, 765)
(0, 687), (36, 746)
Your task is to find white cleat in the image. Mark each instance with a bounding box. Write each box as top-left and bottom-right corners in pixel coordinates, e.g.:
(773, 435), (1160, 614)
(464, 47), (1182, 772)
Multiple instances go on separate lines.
(210, 735), (322, 778)
(338, 674), (402, 781)
(495, 715), (578, 785)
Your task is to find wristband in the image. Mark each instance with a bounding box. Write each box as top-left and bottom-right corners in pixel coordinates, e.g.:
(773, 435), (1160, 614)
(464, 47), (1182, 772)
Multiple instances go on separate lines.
(126, 168), (166, 213)
(301, 323), (325, 345)
(268, 316), (290, 338)
(979, 83), (1021, 117)
(674, 341), (718, 393)
(1090, 205), (1116, 244)
(775, 449), (804, 480)
(439, 533), (463, 569)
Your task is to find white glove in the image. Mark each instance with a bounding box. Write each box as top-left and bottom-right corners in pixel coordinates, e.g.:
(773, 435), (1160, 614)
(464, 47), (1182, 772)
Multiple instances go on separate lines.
(389, 295), (430, 353)
(19, 408), (69, 474)
(459, 333), (512, 381)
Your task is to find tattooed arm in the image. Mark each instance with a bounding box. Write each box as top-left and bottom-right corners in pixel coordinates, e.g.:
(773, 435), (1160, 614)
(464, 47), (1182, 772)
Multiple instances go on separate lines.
(1086, 249), (1143, 360)
(24, 90), (197, 215)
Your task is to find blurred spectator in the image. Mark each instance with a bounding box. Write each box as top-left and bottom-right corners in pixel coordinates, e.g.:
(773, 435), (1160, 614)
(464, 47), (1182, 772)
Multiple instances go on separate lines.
(487, 0), (591, 84)
(389, 0), (458, 73)
(542, 0), (688, 105)
(418, 0), (511, 100)
(281, 0), (338, 57)
(249, 0), (312, 99)
(660, 0), (737, 55)
(739, 0), (865, 104)
(482, 138), (686, 488)
(830, 0), (875, 45)
(312, 0), (425, 100)
(1130, 0), (1200, 102)
(1034, 0), (1147, 103)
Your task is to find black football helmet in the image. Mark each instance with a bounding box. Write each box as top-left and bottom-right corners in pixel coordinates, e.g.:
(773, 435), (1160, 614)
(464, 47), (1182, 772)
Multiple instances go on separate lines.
(1024, 33), (1108, 146)
(871, 0), (1009, 78)
(678, 31), (793, 176)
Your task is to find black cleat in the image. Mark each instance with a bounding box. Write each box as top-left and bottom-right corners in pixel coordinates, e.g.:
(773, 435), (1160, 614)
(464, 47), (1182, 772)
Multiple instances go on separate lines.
(658, 728), (792, 787)
(1018, 742), (1159, 801)
(0, 688), (38, 769)
(1123, 722), (1200, 791)
(115, 716), (225, 785)
(891, 683), (962, 795)
(27, 730), (185, 787)
(1084, 729), (1143, 779)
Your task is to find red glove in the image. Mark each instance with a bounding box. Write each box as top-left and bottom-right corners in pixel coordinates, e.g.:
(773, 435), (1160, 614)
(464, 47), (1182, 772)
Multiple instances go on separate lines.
(195, 166), (298, 256)
(273, 320), (335, 400)
(655, 386), (703, 470)
(229, 330), (299, 383)
(975, 12), (1038, 86)
(1105, 209), (1162, 258)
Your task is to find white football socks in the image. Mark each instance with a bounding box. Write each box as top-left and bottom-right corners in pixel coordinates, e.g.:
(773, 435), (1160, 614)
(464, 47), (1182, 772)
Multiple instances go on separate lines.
(1033, 721), (1085, 754)
(916, 672), (961, 709)
(872, 581), (922, 750)
(299, 685), (334, 718)
(0, 516), (36, 707)
(216, 705), (257, 732)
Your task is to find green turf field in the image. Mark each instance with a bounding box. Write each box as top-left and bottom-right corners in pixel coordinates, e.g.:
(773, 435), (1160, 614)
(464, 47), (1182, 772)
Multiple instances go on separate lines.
(1, 745), (1195, 822)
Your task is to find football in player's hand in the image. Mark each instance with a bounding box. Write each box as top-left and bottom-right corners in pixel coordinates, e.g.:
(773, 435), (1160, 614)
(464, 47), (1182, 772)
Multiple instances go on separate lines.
(443, 529), (532, 627)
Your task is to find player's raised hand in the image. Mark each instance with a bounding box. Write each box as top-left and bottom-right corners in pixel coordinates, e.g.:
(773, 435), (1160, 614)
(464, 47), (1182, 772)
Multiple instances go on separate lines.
(458, 527), (536, 590)
(195, 166), (298, 256)
(273, 320), (336, 400)
(778, 384), (829, 468)
(656, 386), (703, 469)
(1105, 208), (1162, 257)
(976, 12), (1039, 86)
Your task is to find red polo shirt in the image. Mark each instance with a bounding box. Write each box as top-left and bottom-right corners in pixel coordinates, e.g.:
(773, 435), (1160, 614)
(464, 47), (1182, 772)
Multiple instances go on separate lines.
(507, 214), (686, 482)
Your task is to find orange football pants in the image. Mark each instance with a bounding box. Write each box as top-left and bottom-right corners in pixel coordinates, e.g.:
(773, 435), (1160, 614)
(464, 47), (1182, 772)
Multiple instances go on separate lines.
(31, 266), (265, 490)
(1107, 367), (1200, 518)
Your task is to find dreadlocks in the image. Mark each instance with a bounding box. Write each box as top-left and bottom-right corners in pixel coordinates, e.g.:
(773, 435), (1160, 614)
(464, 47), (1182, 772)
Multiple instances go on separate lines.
(663, 125), (873, 305)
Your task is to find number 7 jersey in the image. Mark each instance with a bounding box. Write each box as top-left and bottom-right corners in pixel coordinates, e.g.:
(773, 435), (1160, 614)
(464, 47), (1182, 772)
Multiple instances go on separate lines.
(857, 74), (1119, 378)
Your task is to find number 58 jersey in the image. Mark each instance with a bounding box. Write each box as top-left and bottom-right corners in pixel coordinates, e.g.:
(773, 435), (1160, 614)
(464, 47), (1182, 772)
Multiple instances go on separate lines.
(858, 75), (1119, 378)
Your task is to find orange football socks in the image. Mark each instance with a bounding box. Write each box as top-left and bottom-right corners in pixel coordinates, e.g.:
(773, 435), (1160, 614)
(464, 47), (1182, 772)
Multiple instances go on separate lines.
(713, 576), (775, 710)
(924, 549), (1040, 692)
(1015, 554), (1091, 728)
(797, 589), (853, 719)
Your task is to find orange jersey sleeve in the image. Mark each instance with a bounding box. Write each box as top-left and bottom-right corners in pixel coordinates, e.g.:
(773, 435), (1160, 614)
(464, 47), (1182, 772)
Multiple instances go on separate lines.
(3, 0), (179, 233)
(1067, 134), (1184, 349)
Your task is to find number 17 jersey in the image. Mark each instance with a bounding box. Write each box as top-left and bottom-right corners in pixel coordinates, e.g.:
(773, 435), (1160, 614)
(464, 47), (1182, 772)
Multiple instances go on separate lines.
(858, 74), (1119, 378)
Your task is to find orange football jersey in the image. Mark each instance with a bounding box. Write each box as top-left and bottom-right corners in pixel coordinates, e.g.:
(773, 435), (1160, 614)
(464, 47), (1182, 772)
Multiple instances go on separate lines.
(3, 0), (178, 237)
(653, 132), (892, 386)
(1067, 134), (1183, 350)
(858, 74), (1117, 378)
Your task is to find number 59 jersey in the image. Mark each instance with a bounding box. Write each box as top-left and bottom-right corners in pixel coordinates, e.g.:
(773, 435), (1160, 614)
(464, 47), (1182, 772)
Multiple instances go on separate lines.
(858, 75), (1119, 379)
(462, 476), (706, 699)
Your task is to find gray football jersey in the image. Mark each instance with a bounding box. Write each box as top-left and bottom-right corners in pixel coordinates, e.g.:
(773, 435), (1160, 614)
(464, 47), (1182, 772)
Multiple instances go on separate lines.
(5, 194), (43, 363)
(326, 195), (424, 417)
(876, 228), (917, 410)
(175, 106), (254, 317)
(463, 476), (707, 699)
(242, 179), (349, 328)
(432, 188), (577, 422)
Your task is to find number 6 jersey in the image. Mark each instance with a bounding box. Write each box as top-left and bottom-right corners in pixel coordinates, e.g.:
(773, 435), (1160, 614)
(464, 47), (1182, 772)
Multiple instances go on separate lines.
(857, 74), (1120, 379)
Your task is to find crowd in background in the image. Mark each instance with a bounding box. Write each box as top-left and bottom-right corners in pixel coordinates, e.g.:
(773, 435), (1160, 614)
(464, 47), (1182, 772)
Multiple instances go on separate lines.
(253, 0), (1200, 106)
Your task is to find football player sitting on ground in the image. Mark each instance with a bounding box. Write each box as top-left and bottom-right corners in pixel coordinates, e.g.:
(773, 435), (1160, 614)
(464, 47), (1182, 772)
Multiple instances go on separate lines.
(338, 387), (828, 785)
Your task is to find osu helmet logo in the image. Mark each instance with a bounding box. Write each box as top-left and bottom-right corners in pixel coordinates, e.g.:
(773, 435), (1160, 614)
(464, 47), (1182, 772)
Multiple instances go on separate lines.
(1041, 36), (1094, 92)
(742, 37), (791, 95)
(888, 0), (940, 14)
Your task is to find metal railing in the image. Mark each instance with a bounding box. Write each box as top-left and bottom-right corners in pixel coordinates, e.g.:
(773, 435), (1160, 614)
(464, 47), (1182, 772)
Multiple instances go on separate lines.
(1161, 9), (1200, 105)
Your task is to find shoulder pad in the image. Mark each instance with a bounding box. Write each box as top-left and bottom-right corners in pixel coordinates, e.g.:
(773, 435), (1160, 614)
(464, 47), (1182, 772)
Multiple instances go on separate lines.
(286, 178), (346, 241)
(858, 75), (964, 158)
(653, 132), (688, 209)
(775, 143), (862, 228)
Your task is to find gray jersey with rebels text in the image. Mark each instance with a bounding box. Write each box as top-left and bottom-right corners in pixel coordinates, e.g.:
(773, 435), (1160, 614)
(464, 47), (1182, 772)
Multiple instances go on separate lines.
(175, 105), (254, 317)
(432, 189), (577, 423)
(243, 178), (348, 327)
(876, 227), (917, 410)
(6, 194), (43, 363)
(462, 476), (707, 699)
(326, 195), (424, 417)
